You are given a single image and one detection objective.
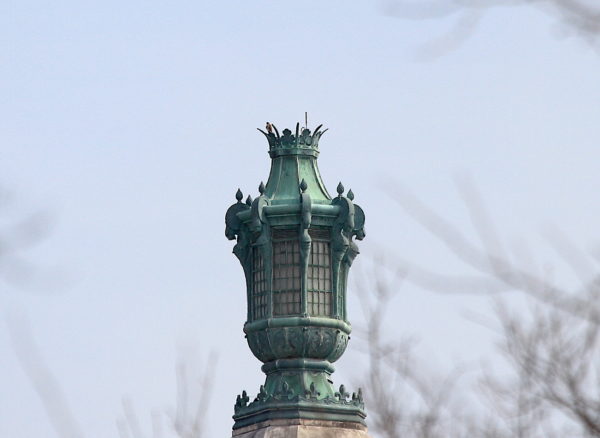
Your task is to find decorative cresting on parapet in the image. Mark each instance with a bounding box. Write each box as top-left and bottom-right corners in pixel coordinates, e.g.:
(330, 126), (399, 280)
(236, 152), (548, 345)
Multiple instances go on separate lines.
(225, 122), (366, 430)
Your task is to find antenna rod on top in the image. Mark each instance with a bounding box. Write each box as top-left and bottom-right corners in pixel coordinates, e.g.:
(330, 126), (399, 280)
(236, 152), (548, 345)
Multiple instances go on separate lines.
(305, 112), (308, 130)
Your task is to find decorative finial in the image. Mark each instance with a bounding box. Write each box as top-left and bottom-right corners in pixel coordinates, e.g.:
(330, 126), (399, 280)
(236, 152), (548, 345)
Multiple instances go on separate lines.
(299, 178), (307, 193)
(337, 182), (344, 196)
(246, 195), (253, 206)
(258, 181), (265, 195)
(236, 188), (243, 202)
(259, 121), (325, 151)
(235, 390), (250, 408)
(347, 189), (354, 201)
(256, 385), (267, 402)
(337, 384), (350, 401)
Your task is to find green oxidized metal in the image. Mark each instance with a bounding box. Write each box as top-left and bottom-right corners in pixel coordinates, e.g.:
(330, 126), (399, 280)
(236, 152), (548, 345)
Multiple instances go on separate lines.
(225, 122), (366, 430)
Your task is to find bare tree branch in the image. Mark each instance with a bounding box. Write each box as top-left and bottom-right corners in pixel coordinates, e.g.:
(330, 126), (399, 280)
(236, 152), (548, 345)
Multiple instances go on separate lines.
(381, 0), (600, 56)
(354, 264), (482, 438)
(6, 312), (84, 438)
(387, 182), (600, 324)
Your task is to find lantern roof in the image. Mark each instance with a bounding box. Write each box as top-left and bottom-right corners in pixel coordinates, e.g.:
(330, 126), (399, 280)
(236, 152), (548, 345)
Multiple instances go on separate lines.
(257, 123), (331, 205)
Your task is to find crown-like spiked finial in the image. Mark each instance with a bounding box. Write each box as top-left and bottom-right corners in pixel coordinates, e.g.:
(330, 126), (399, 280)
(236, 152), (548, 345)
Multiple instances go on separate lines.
(258, 122), (328, 158)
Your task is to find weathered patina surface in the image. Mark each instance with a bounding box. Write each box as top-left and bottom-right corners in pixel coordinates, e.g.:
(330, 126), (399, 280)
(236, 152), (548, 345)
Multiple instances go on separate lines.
(225, 122), (366, 430)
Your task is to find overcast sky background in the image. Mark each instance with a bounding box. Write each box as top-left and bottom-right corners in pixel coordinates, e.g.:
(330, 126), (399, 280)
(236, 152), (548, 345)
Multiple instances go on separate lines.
(2, 1), (600, 437)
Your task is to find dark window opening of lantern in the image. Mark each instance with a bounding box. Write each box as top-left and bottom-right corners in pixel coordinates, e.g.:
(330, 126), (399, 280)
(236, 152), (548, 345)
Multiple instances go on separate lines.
(307, 229), (332, 317)
(272, 229), (301, 316)
(252, 247), (267, 320)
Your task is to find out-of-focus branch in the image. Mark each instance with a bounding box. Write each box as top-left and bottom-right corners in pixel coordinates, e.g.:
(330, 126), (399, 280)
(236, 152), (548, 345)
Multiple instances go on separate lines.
(118, 352), (216, 438)
(378, 178), (600, 436)
(0, 189), (52, 287)
(171, 351), (217, 438)
(3, 189), (82, 437)
(382, 0), (600, 56)
(483, 300), (600, 436)
(388, 180), (600, 324)
(354, 264), (481, 438)
(6, 312), (84, 438)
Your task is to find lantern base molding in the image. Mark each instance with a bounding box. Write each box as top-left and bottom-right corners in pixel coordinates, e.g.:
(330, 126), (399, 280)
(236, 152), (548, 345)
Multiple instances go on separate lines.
(232, 418), (372, 438)
(233, 358), (365, 430)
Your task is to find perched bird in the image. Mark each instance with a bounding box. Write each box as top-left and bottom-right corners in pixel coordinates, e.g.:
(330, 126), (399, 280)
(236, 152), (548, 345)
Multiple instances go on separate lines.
(266, 122), (273, 134)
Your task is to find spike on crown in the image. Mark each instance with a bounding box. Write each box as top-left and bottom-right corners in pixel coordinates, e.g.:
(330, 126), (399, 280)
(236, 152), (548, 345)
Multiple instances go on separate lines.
(258, 123), (328, 157)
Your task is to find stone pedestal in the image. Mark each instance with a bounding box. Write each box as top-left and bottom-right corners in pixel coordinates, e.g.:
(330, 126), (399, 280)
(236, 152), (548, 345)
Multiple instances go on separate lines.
(232, 419), (372, 438)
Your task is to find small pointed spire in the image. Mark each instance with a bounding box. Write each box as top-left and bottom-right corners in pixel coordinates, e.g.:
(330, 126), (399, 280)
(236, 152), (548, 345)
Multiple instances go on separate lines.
(336, 182), (345, 196)
(235, 188), (243, 202)
(246, 195), (253, 206)
(258, 181), (265, 195)
(347, 189), (354, 201)
(299, 178), (307, 193)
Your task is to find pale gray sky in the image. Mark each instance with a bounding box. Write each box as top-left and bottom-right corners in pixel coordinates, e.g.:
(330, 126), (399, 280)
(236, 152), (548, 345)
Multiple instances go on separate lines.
(2, 1), (600, 437)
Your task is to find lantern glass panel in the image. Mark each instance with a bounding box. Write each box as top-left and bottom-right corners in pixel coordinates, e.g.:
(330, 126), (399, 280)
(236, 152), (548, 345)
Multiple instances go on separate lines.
(272, 231), (301, 316)
(252, 247), (268, 320)
(307, 230), (332, 317)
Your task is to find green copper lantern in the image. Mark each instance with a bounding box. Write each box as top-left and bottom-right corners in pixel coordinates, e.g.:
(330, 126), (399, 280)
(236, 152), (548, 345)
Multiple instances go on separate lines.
(225, 122), (366, 430)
